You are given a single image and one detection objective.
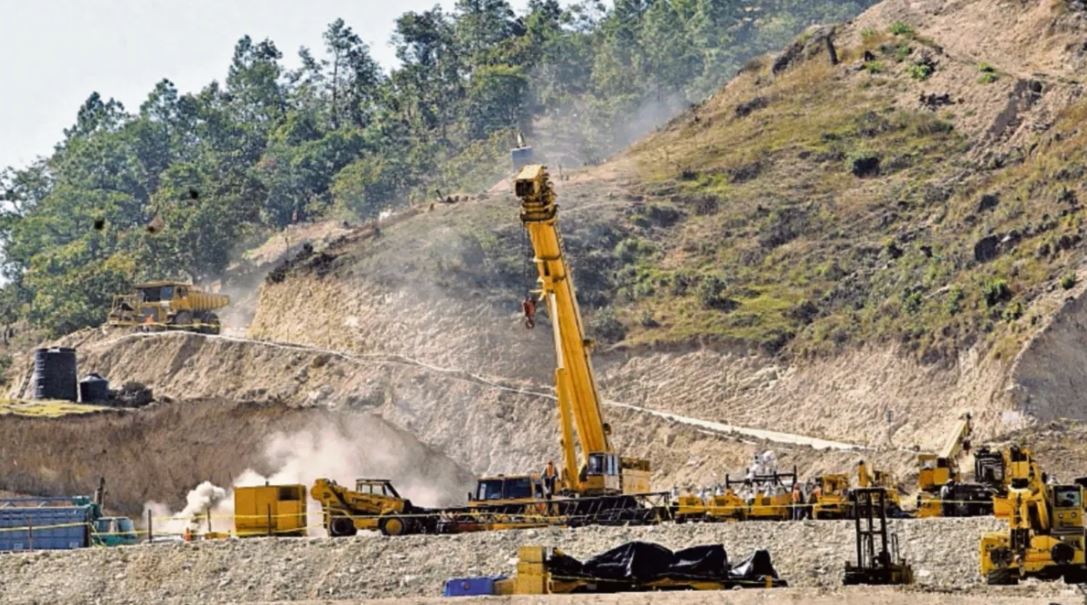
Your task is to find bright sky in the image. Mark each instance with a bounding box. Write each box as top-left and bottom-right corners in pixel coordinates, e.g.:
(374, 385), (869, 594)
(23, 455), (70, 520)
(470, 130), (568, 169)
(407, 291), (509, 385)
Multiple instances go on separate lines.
(0, 0), (541, 172)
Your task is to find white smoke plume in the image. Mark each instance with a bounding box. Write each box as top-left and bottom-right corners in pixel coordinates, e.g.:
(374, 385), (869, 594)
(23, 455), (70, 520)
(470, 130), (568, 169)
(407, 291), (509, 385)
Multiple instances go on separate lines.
(144, 414), (474, 537)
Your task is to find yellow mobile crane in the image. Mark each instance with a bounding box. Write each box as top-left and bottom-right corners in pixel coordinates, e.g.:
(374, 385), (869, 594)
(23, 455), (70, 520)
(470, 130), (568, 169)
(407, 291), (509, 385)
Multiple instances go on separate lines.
(514, 164), (652, 499)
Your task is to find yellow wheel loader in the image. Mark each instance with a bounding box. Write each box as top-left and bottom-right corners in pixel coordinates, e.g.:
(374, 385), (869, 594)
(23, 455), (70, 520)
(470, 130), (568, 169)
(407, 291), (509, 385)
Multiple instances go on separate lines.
(311, 478), (436, 537)
(107, 281), (229, 334)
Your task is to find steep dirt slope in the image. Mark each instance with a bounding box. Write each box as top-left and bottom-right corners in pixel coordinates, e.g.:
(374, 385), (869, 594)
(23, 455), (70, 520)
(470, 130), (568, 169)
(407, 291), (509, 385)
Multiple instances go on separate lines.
(24, 331), (911, 497)
(244, 0), (1087, 461)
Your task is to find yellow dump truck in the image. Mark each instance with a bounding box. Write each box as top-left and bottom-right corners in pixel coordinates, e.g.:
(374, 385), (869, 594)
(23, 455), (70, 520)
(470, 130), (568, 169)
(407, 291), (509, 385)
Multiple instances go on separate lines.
(234, 484), (307, 537)
(107, 281), (229, 334)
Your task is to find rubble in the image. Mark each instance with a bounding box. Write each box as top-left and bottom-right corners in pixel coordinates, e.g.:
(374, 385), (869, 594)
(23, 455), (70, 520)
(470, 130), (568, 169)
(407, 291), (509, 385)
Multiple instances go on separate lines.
(0, 518), (1070, 604)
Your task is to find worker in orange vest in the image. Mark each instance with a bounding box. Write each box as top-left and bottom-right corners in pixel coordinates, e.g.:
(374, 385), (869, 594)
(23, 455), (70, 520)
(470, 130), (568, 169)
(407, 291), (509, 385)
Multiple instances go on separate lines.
(790, 483), (804, 520)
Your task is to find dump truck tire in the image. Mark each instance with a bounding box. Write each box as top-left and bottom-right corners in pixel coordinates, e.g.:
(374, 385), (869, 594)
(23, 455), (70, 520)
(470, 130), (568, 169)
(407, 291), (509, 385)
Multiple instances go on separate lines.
(204, 312), (221, 335)
(329, 516), (357, 537)
(379, 515), (411, 536)
(172, 311), (193, 327)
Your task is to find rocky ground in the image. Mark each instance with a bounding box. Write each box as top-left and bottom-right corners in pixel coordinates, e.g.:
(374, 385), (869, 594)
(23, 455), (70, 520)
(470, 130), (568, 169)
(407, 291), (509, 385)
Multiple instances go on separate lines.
(0, 518), (1078, 604)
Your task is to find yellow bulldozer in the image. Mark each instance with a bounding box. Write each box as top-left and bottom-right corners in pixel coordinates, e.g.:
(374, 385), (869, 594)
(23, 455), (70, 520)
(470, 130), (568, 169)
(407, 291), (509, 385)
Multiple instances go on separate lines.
(107, 281), (229, 334)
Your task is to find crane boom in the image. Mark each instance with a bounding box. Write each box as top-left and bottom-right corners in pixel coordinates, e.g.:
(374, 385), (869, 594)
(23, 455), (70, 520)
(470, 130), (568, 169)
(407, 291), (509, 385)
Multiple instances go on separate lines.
(514, 164), (649, 496)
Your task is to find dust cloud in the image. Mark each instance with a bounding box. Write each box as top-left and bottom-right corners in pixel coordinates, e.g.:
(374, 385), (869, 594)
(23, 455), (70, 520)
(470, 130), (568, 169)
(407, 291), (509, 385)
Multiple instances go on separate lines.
(143, 414), (476, 536)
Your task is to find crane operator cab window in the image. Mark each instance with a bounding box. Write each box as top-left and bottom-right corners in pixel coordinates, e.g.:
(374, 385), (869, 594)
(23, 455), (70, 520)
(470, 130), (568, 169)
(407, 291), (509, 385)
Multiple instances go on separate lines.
(1055, 486), (1082, 509)
(586, 453), (620, 477)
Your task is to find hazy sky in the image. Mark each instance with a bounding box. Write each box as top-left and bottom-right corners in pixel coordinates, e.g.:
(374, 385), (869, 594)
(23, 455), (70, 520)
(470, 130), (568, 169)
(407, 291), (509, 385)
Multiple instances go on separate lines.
(0, 0), (539, 171)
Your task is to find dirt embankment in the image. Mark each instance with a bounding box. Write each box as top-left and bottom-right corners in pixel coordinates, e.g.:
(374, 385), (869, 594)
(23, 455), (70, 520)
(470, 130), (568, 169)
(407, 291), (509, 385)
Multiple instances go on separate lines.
(0, 396), (474, 517)
(38, 331), (913, 492)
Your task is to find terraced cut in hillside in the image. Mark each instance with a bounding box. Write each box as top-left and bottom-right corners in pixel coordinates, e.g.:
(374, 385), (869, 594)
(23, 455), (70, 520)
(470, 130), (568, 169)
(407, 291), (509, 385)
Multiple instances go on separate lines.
(244, 0), (1087, 460)
(5, 0), (1087, 536)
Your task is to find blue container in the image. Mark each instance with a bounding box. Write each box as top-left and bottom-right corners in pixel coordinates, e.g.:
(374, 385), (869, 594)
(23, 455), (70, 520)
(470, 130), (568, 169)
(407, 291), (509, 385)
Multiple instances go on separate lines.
(443, 576), (505, 597)
(0, 498), (92, 551)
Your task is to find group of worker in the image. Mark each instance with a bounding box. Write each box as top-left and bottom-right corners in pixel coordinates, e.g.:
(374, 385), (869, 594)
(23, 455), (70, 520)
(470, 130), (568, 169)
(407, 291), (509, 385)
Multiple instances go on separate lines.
(789, 481), (823, 520)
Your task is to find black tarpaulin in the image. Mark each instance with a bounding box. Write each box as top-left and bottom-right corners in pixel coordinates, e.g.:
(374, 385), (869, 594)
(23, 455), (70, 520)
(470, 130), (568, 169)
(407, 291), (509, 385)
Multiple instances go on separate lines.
(552, 542), (733, 582)
(670, 545), (730, 578)
(582, 541), (676, 581)
(728, 550), (779, 581)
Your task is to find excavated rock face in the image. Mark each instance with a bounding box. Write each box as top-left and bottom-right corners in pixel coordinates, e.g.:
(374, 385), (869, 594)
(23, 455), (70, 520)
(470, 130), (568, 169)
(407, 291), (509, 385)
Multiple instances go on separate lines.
(1010, 291), (1087, 422)
(0, 396), (476, 516)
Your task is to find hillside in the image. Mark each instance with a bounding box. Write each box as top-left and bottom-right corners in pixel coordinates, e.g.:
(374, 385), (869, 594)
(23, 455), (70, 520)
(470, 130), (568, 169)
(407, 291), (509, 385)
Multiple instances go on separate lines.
(5, 0), (1087, 522)
(245, 0), (1087, 459)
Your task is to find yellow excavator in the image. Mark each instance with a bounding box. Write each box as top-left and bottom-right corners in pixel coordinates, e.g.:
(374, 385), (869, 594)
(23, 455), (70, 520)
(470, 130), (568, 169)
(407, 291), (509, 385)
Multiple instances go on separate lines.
(515, 164), (652, 498)
(980, 475), (1087, 584)
(981, 445), (1042, 519)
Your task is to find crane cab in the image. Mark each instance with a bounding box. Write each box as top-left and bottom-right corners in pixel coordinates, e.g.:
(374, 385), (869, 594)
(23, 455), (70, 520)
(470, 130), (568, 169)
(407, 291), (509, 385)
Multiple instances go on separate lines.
(579, 453), (651, 496)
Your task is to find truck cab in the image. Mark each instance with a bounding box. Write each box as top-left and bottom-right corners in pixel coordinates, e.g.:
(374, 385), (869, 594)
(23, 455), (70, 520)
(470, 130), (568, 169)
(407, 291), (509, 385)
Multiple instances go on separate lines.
(470, 474), (543, 508)
(92, 516), (139, 546)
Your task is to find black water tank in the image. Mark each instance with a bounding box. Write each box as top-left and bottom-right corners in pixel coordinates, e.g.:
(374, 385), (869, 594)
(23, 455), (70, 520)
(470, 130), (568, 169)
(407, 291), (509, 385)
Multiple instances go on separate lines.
(32, 347), (78, 401)
(79, 373), (110, 403)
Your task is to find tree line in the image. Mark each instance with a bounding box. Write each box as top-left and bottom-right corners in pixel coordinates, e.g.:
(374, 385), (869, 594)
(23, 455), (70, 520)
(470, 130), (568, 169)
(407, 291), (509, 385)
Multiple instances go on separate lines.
(0, 0), (875, 335)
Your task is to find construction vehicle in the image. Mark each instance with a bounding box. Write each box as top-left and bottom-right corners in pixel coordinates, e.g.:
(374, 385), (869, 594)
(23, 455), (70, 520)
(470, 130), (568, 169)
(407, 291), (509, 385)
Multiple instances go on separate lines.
(812, 473), (852, 519)
(0, 479), (137, 550)
(856, 460), (904, 516)
(107, 280), (228, 334)
(311, 478), (437, 537)
(511, 164), (660, 522)
(981, 445), (1042, 519)
(722, 468), (797, 521)
(843, 488), (914, 585)
(445, 543), (786, 596)
(465, 474), (559, 530)
(980, 479), (1087, 584)
(234, 484), (307, 537)
(916, 413), (993, 517)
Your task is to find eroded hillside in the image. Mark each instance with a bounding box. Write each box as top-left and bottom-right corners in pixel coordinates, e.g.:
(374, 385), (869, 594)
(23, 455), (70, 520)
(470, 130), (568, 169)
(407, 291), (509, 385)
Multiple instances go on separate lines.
(7, 0), (1087, 516)
(245, 0), (1087, 463)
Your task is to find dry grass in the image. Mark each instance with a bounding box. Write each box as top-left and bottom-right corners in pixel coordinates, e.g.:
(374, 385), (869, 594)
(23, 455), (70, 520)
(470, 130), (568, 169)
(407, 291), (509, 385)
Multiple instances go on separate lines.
(0, 399), (108, 418)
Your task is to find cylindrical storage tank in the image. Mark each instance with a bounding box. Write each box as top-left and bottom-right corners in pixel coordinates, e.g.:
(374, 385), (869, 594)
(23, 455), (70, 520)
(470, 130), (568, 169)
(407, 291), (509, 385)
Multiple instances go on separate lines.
(79, 374), (110, 403)
(32, 347), (78, 401)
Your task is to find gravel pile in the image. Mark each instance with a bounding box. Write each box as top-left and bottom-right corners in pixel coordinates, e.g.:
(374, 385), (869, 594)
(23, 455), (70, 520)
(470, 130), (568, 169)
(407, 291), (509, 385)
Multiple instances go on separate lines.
(1, 517), (1076, 604)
